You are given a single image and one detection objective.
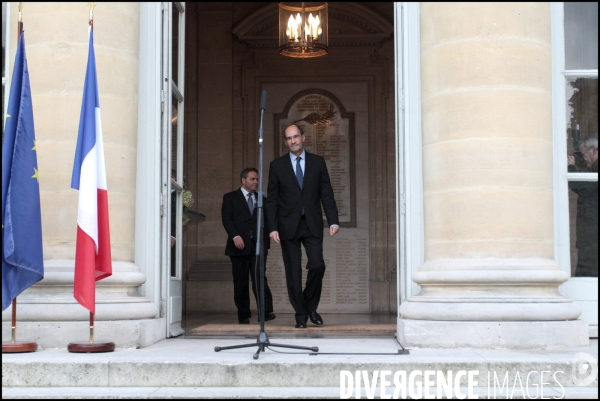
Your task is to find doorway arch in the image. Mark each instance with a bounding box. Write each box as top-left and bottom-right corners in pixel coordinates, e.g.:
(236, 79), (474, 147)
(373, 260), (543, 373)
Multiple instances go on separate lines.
(181, 2), (398, 329)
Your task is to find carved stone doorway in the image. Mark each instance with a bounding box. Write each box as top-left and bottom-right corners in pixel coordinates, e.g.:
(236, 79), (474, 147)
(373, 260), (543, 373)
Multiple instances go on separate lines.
(181, 3), (397, 326)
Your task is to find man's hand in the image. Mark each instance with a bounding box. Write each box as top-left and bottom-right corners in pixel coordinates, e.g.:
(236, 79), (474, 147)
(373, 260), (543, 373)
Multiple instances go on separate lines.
(233, 236), (245, 250)
(568, 155), (575, 166)
(270, 231), (280, 244)
(330, 225), (339, 237)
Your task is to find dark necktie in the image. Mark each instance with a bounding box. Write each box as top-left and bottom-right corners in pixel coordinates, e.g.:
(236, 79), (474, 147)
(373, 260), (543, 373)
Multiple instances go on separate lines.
(247, 193), (254, 215)
(296, 156), (303, 189)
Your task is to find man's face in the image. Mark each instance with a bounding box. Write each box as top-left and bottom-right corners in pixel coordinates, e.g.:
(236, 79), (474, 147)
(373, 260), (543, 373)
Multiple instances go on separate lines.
(242, 171), (259, 193)
(579, 143), (598, 167)
(284, 125), (305, 155)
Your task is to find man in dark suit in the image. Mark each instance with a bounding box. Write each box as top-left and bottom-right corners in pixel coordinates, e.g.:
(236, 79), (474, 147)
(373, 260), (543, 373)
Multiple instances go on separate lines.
(568, 137), (598, 277)
(222, 167), (275, 324)
(266, 124), (339, 328)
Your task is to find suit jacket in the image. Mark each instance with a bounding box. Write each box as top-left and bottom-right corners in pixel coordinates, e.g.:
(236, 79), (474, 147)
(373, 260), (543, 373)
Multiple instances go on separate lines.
(221, 188), (270, 256)
(266, 151), (339, 240)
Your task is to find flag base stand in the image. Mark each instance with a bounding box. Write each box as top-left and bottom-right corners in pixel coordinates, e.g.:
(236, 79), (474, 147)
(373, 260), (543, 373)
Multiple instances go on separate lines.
(67, 341), (115, 353)
(2, 341), (38, 353)
(3, 299), (38, 353)
(68, 312), (115, 353)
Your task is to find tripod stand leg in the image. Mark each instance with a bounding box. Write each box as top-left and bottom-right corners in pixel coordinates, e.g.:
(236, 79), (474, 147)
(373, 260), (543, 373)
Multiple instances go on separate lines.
(269, 342), (319, 352)
(215, 343), (261, 352)
(253, 344), (265, 360)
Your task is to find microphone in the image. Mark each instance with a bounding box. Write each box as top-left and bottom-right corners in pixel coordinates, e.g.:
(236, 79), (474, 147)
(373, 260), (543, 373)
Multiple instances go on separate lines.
(260, 90), (267, 111)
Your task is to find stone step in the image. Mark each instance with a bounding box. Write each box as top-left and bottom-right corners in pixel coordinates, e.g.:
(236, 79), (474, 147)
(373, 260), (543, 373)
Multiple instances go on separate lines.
(2, 338), (597, 390)
(2, 386), (598, 399)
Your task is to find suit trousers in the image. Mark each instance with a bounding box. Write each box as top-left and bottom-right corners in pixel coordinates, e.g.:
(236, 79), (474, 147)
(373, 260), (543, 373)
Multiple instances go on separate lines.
(230, 251), (273, 320)
(280, 217), (326, 325)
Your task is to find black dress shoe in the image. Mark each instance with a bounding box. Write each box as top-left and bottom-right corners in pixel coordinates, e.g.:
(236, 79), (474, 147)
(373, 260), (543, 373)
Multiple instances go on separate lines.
(260, 313), (276, 322)
(238, 317), (250, 324)
(294, 323), (307, 329)
(308, 311), (323, 326)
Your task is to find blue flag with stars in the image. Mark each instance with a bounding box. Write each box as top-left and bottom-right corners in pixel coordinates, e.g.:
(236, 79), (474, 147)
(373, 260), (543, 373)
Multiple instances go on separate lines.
(2, 30), (44, 311)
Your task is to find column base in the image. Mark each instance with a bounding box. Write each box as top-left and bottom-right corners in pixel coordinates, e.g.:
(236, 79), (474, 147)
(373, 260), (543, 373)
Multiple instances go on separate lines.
(397, 318), (589, 349)
(1, 302), (160, 321)
(1, 318), (165, 349)
(399, 300), (582, 321)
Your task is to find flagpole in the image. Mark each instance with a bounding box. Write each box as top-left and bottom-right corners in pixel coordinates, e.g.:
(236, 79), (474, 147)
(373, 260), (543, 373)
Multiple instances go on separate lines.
(66, 3), (114, 353)
(88, 2), (96, 29)
(2, 299), (38, 353)
(17, 2), (22, 40)
(11, 298), (17, 343)
(90, 312), (94, 344)
(2, 2), (39, 355)
(12, 3), (21, 345)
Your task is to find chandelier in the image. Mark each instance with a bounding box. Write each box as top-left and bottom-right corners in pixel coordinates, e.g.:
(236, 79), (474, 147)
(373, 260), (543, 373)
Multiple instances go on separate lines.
(279, 2), (328, 58)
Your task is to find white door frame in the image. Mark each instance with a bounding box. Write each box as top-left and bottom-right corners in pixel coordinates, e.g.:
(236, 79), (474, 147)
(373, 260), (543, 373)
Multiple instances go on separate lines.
(161, 1), (186, 338)
(138, 2), (423, 328)
(395, 2), (425, 312)
(138, 2), (424, 328)
(134, 2), (186, 338)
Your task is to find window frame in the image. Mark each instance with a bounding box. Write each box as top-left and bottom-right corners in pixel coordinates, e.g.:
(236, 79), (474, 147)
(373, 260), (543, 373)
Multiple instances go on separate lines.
(551, 2), (598, 280)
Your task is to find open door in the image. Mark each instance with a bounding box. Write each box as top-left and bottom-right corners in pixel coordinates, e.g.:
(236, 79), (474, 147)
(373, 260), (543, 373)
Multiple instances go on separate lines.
(161, 1), (186, 337)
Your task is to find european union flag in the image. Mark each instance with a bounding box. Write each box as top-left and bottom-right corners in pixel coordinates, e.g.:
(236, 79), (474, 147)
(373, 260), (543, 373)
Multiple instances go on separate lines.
(2, 30), (44, 311)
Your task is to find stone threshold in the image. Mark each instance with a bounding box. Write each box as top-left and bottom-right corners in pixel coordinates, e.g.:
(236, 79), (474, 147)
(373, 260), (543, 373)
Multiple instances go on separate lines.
(188, 323), (396, 336)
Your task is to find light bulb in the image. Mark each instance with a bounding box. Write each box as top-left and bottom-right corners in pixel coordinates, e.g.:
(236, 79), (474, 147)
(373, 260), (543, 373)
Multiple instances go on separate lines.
(288, 15), (296, 39)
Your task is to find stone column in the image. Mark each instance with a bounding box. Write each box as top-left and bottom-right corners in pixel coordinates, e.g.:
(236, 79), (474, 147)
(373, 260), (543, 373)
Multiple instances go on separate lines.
(399, 3), (587, 348)
(1, 3), (161, 348)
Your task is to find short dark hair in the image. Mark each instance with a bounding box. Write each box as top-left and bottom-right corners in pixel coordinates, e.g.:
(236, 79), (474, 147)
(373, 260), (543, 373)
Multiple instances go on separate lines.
(240, 167), (258, 181)
(284, 124), (304, 138)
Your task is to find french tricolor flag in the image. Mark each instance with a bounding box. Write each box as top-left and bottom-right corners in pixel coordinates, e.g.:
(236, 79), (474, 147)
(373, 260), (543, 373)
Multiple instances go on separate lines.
(71, 27), (112, 314)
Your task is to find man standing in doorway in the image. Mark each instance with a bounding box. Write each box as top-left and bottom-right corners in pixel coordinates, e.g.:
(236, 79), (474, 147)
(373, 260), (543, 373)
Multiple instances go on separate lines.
(222, 168), (275, 324)
(266, 124), (339, 329)
(568, 137), (598, 277)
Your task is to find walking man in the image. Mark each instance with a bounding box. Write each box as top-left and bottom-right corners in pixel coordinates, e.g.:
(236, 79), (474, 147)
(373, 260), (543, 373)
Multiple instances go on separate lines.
(222, 168), (275, 324)
(266, 124), (339, 328)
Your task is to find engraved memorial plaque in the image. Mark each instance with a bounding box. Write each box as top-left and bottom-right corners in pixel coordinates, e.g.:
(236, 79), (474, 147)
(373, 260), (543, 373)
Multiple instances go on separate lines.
(274, 89), (356, 226)
(266, 87), (367, 313)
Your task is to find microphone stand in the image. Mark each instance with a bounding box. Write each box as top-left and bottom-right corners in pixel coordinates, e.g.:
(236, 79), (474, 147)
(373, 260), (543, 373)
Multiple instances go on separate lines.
(215, 91), (319, 359)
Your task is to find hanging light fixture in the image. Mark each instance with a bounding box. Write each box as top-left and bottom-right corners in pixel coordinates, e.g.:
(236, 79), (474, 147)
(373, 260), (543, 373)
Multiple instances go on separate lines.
(279, 2), (328, 58)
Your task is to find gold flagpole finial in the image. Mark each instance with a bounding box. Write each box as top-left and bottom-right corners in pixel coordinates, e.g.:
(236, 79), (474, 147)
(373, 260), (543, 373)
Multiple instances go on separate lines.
(87, 2), (97, 23)
(17, 2), (23, 42)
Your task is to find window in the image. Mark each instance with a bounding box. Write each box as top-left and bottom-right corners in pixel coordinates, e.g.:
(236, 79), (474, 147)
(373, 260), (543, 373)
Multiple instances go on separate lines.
(563, 2), (598, 278)
(552, 2), (598, 334)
